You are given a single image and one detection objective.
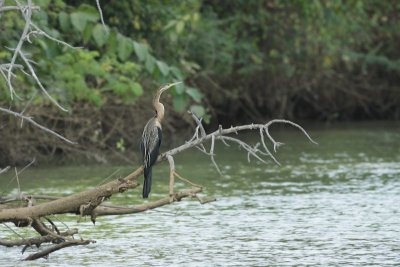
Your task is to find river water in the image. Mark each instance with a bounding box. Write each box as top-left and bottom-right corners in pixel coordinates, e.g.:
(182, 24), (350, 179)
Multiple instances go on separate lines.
(0, 122), (399, 266)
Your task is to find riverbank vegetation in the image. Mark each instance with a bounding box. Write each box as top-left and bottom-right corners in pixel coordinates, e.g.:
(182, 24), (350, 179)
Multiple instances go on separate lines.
(1, 0), (399, 164)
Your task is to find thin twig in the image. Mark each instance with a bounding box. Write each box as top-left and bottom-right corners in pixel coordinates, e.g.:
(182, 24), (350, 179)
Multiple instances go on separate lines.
(0, 166), (10, 175)
(6, 0), (32, 99)
(174, 171), (202, 188)
(210, 135), (222, 174)
(95, 0), (108, 32)
(24, 239), (95, 261)
(1, 158), (35, 197)
(18, 51), (68, 111)
(0, 107), (76, 144)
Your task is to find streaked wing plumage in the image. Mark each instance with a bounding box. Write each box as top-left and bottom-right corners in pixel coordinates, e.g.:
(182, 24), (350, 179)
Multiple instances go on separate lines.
(141, 118), (161, 168)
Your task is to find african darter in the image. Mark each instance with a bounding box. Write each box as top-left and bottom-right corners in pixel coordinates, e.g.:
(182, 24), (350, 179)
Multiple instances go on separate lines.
(140, 82), (181, 198)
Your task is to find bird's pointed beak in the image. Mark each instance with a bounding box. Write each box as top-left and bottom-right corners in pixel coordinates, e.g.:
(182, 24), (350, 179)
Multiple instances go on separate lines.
(160, 81), (182, 93)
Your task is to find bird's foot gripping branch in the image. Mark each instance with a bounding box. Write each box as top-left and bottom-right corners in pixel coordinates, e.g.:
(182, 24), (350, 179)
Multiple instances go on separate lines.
(0, 114), (316, 261)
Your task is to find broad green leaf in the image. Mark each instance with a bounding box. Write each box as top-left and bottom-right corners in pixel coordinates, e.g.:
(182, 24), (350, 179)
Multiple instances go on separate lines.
(156, 60), (169, 76)
(92, 24), (109, 47)
(163, 20), (176, 31)
(190, 105), (205, 118)
(36, 39), (49, 57)
(70, 4), (99, 32)
(76, 4), (99, 22)
(110, 81), (129, 96)
(83, 23), (94, 44)
(192, 12), (200, 22)
(145, 55), (156, 73)
(58, 12), (70, 31)
(186, 87), (203, 103)
(130, 82), (143, 96)
(39, 0), (51, 6)
(174, 82), (185, 94)
(116, 138), (125, 152)
(176, 21), (185, 34)
(35, 10), (49, 26)
(106, 30), (117, 55)
(170, 66), (184, 80)
(117, 34), (133, 61)
(70, 13), (87, 32)
(133, 41), (148, 62)
(173, 95), (188, 111)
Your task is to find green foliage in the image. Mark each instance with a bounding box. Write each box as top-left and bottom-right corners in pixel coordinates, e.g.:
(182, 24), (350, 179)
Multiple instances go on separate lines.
(41, 49), (143, 106)
(0, 0), (202, 113)
(1, 0), (399, 121)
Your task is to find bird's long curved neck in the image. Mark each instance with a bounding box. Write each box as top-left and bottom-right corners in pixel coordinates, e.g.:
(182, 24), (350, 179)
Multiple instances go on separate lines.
(153, 90), (165, 122)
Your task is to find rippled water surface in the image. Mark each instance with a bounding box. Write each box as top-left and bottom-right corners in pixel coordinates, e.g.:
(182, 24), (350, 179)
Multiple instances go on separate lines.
(1, 122), (399, 266)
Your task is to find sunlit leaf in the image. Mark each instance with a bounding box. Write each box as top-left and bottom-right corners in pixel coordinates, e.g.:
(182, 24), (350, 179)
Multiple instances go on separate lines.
(133, 41), (148, 62)
(174, 82), (185, 94)
(70, 4), (99, 32)
(130, 82), (143, 96)
(76, 4), (99, 22)
(176, 21), (184, 33)
(190, 104), (205, 118)
(92, 24), (109, 47)
(170, 66), (184, 80)
(156, 60), (169, 76)
(163, 20), (176, 31)
(39, 0), (51, 6)
(117, 34), (133, 61)
(145, 55), (156, 73)
(186, 87), (203, 103)
(106, 30), (117, 55)
(58, 12), (70, 31)
(173, 95), (188, 111)
(192, 12), (200, 22)
(70, 13), (87, 32)
(83, 23), (94, 44)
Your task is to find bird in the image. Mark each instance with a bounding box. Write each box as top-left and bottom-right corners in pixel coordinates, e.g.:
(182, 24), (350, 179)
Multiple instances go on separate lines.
(140, 82), (181, 198)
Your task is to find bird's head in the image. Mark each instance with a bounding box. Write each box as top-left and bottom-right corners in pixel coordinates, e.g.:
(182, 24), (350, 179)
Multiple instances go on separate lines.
(153, 82), (182, 121)
(158, 81), (182, 95)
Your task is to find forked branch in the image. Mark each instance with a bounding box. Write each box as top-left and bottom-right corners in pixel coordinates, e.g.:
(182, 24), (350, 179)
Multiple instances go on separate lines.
(163, 113), (317, 173)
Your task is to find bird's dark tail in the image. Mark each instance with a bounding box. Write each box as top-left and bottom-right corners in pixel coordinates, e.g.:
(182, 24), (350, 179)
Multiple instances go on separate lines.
(143, 166), (152, 198)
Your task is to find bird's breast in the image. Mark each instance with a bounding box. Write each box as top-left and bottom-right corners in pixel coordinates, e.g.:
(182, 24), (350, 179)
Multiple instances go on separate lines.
(154, 119), (162, 129)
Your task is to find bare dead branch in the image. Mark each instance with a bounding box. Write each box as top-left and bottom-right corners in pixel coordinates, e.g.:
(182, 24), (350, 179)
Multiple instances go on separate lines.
(6, 0), (32, 99)
(18, 51), (68, 112)
(194, 195), (217, 205)
(0, 0), (84, 144)
(0, 166), (10, 175)
(24, 239), (95, 261)
(210, 135), (222, 174)
(173, 172), (202, 188)
(91, 187), (202, 219)
(0, 3), (40, 12)
(30, 22), (81, 49)
(0, 229), (78, 248)
(0, 107), (76, 144)
(0, 167), (142, 224)
(163, 118), (317, 169)
(189, 111), (206, 137)
(166, 154), (175, 199)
